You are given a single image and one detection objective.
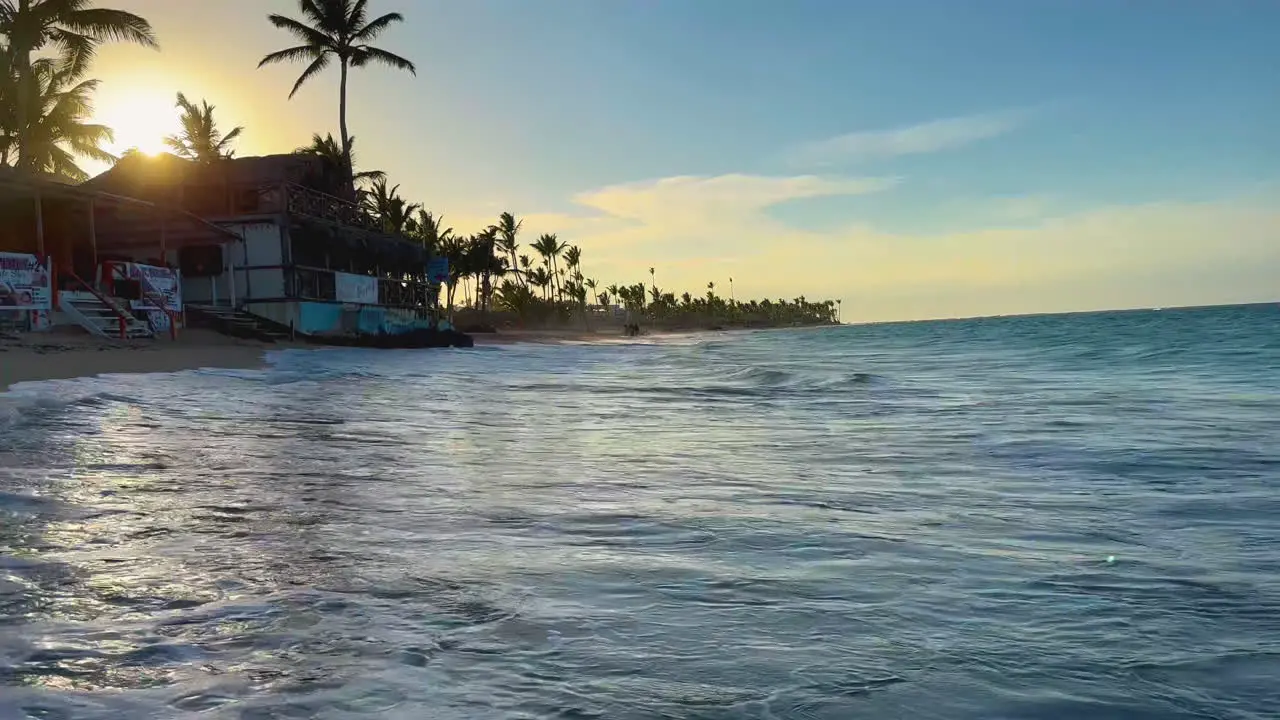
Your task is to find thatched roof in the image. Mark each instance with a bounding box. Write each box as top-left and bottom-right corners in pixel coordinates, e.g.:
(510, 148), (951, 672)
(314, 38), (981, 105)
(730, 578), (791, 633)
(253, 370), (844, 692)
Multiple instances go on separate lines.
(81, 152), (324, 198)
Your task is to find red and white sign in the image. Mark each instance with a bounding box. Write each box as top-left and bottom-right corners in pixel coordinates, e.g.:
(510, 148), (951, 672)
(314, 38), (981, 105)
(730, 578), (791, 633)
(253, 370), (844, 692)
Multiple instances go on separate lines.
(102, 261), (182, 332)
(0, 252), (52, 310)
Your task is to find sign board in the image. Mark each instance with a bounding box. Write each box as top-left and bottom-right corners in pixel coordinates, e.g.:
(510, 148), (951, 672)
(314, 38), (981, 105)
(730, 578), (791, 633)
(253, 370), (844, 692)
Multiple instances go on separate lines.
(122, 263), (182, 313)
(427, 257), (449, 284)
(103, 261), (182, 334)
(335, 272), (379, 304)
(0, 252), (52, 310)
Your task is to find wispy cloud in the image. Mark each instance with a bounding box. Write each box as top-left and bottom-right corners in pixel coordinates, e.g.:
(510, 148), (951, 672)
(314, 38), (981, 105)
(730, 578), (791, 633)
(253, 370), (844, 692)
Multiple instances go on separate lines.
(574, 173), (896, 223)
(788, 111), (1026, 167)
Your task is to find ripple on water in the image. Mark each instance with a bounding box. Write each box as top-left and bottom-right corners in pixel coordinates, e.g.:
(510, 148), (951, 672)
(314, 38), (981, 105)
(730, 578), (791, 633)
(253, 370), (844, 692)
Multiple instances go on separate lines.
(2, 306), (1280, 718)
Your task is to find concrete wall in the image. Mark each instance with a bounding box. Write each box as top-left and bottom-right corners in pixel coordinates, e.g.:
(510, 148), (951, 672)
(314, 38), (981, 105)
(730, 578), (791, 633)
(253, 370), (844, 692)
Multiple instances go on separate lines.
(181, 219), (285, 307)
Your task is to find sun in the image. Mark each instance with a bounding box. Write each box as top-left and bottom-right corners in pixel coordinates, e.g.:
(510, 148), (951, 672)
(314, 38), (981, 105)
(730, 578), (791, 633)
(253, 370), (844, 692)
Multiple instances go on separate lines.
(95, 87), (181, 158)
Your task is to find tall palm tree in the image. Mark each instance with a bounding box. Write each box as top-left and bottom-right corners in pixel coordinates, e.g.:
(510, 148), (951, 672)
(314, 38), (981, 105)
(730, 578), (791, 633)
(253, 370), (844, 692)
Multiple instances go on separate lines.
(531, 233), (566, 302)
(1, 0), (157, 170)
(474, 225), (499, 315)
(3, 58), (113, 180)
(164, 92), (243, 163)
(259, 0), (415, 192)
(495, 211), (524, 288)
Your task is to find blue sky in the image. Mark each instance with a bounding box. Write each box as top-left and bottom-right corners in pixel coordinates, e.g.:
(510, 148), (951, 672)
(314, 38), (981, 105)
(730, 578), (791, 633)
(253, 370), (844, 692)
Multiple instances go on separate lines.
(92, 0), (1279, 321)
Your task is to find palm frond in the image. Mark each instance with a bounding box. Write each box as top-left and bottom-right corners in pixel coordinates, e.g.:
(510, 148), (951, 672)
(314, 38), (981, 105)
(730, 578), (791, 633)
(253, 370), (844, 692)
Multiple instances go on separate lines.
(288, 53), (330, 98)
(347, 0), (370, 28)
(62, 8), (157, 47)
(46, 28), (96, 76)
(351, 11), (403, 42)
(351, 46), (415, 74)
(258, 43), (321, 68)
(266, 13), (335, 48)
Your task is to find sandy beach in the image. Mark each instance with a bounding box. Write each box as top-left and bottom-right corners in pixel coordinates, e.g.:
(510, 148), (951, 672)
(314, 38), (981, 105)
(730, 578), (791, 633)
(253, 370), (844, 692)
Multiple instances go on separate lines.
(0, 328), (284, 391)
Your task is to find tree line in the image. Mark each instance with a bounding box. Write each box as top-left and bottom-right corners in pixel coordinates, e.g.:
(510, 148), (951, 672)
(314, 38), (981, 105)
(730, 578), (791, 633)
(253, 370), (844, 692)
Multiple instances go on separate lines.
(1, 0), (841, 329)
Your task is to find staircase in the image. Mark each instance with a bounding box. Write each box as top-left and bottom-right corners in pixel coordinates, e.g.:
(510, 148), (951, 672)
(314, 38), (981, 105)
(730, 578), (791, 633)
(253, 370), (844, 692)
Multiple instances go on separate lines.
(186, 304), (290, 343)
(58, 291), (154, 339)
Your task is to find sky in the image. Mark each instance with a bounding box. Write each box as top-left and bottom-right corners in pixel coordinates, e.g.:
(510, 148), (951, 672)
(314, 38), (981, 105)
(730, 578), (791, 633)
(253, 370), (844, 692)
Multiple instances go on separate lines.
(84, 0), (1279, 322)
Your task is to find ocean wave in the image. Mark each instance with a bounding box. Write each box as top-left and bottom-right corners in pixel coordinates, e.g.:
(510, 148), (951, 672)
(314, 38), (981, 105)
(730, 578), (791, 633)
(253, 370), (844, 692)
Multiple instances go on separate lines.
(2, 304), (1277, 718)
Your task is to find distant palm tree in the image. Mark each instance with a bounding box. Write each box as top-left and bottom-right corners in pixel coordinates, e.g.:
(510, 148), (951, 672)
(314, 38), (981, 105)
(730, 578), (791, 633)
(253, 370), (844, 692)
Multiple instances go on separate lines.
(564, 245), (582, 280)
(0, 0), (157, 170)
(532, 233), (566, 301)
(518, 254), (533, 285)
(164, 92), (243, 163)
(3, 59), (113, 180)
(495, 211), (524, 287)
(259, 0), (415, 192)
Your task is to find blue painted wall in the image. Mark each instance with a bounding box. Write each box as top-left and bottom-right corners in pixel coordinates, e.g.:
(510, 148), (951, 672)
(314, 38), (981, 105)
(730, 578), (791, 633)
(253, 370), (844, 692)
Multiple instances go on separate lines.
(296, 302), (433, 336)
(297, 302), (344, 334)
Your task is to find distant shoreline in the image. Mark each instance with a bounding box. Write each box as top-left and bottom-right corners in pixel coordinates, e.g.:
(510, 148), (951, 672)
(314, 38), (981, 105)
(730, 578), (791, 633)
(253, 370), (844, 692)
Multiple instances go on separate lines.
(0, 322), (846, 392)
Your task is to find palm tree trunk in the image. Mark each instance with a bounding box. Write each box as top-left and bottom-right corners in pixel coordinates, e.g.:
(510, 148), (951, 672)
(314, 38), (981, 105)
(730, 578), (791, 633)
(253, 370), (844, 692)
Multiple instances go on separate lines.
(14, 0), (32, 171)
(338, 59), (353, 196)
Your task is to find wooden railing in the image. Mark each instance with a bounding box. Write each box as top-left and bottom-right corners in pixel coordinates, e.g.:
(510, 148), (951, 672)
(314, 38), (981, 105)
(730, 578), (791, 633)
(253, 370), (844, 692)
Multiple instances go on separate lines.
(281, 183), (380, 230)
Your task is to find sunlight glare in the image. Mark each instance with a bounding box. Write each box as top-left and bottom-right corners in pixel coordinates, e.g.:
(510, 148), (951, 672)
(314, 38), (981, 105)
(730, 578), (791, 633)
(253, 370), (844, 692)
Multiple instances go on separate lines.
(96, 88), (181, 158)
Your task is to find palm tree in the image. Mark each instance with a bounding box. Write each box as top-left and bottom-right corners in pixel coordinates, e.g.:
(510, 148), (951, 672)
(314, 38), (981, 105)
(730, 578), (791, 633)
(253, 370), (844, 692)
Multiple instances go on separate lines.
(164, 92), (243, 163)
(410, 209), (448, 254)
(294, 132), (384, 199)
(474, 225), (499, 315)
(362, 177), (419, 234)
(3, 58), (113, 180)
(565, 245), (582, 276)
(518, 254), (533, 286)
(1, 0), (157, 170)
(494, 211), (524, 288)
(529, 266), (552, 300)
(259, 0), (415, 192)
(531, 233), (566, 302)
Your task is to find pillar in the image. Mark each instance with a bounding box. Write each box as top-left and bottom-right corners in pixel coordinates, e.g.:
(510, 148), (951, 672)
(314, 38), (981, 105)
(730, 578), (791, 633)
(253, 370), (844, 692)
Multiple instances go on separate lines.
(34, 191), (44, 256)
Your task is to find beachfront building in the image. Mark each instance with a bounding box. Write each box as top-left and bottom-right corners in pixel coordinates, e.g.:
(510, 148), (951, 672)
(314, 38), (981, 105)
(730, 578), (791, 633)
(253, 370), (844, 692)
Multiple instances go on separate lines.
(83, 153), (443, 339)
(0, 168), (236, 339)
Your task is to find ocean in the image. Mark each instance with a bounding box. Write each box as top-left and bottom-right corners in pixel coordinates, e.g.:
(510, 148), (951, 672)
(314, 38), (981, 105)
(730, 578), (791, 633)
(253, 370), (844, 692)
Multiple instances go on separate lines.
(1, 303), (1278, 719)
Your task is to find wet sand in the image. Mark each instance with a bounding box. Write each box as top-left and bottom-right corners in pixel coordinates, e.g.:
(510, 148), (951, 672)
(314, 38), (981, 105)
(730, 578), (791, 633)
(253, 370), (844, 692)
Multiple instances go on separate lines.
(0, 329), (284, 391)
(1, 326), (655, 391)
